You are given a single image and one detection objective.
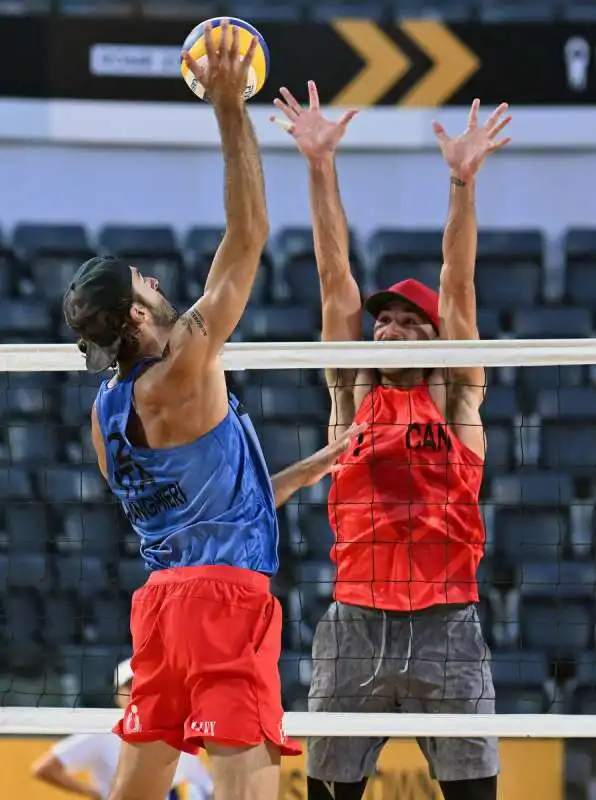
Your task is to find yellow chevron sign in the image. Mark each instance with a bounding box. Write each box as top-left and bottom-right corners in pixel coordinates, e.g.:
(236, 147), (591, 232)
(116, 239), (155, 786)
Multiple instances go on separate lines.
(330, 20), (480, 107)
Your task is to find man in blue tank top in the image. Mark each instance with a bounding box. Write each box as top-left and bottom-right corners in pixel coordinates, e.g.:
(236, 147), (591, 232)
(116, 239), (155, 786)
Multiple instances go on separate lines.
(62, 21), (361, 800)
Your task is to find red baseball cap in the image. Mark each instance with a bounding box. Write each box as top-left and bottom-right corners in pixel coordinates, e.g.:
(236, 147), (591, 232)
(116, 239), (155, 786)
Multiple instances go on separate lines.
(364, 278), (440, 332)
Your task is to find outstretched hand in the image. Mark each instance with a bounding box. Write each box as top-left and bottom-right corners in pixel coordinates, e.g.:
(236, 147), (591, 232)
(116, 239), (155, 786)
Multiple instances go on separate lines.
(301, 422), (367, 487)
(181, 19), (257, 109)
(270, 80), (358, 160)
(433, 99), (512, 183)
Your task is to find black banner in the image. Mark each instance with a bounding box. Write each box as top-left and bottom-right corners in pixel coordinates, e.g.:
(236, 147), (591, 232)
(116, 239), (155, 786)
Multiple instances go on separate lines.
(1, 16), (595, 106)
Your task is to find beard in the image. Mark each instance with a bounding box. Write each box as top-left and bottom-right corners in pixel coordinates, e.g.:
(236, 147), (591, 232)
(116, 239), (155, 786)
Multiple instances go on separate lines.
(150, 295), (179, 329)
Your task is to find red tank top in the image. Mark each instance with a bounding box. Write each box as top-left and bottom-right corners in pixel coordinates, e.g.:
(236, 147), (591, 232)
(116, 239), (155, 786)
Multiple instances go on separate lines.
(328, 384), (485, 612)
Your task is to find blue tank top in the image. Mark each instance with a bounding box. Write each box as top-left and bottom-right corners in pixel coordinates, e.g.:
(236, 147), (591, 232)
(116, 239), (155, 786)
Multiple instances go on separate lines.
(94, 359), (279, 575)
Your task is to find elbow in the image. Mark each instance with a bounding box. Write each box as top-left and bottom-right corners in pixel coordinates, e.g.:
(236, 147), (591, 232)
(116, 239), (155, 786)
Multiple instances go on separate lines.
(32, 758), (52, 781)
(440, 264), (475, 296)
(227, 217), (269, 252)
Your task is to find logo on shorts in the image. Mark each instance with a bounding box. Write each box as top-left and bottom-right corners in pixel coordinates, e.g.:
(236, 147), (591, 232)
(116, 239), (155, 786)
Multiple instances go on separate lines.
(278, 719), (287, 744)
(124, 704), (142, 734)
(190, 720), (216, 736)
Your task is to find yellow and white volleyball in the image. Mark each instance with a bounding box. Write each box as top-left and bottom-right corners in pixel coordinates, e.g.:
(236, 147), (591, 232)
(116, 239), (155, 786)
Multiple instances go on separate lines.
(180, 17), (270, 101)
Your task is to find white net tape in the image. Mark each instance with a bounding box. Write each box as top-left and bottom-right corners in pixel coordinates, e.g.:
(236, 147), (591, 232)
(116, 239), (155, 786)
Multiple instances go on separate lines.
(2, 339), (596, 740)
(2, 338), (596, 371)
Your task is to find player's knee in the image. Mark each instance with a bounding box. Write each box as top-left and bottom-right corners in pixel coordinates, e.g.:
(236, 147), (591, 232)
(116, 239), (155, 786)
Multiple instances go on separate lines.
(307, 777), (368, 800)
(439, 776), (498, 800)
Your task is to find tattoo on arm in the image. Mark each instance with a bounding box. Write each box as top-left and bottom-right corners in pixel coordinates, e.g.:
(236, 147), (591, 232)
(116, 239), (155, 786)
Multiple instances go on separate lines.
(182, 309), (208, 336)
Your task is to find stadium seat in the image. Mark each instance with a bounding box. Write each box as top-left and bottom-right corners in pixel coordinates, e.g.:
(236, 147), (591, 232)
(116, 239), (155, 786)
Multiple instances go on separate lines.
(0, 245), (16, 297)
(373, 262), (441, 295)
(368, 229), (443, 267)
(490, 650), (548, 687)
(536, 387), (596, 421)
(517, 365), (584, 392)
(240, 306), (320, 341)
(117, 558), (148, 594)
(3, 592), (41, 645)
(279, 651), (312, 690)
(42, 593), (79, 646)
(277, 227), (363, 307)
(6, 554), (51, 590)
(297, 505), (334, 559)
(495, 688), (546, 713)
(494, 509), (567, 562)
(511, 307), (593, 338)
(12, 222), (90, 256)
(88, 594), (131, 646)
(564, 229), (596, 306)
(540, 423), (596, 474)
(490, 471), (574, 506)
(56, 506), (120, 557)
(184, 226), (273, 304)
(521, 601), (593, 651)
(483, 426), (512, 475)
(245, 368), (315, 387)
(5, 505), (50, 554)
(520, 562), (596, 599)
(475, 264), (541, 310)
(98, 224), (185, 301)
(477, 230), (544, 262)
(37, 466), (106, 503)
(481, 386), (519, 422)
(0, 467), (33, 501)
(12, 223), (94, 301)
(0, 299), (54, 342)
(60, 645), (129, 706)
(3, 421), (59, 464)
(0, 373), (58, 419)
(477, 309), (502, 339)
(242, 385), (328, 425)
(55, 556), (110, 598)
(60, 382), (101, 426)
(257, 424), (325, 473)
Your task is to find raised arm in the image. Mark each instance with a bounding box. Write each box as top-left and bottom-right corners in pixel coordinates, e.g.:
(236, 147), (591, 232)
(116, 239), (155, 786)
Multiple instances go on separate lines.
(433, 99), (512, 395)
(270, 423), (364, 507)
(272, 81), (360, 441)
(168, 22), (268, 366)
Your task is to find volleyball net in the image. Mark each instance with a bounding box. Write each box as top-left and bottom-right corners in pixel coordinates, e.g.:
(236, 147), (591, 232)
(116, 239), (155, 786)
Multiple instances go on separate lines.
(1, 337), (596, 748)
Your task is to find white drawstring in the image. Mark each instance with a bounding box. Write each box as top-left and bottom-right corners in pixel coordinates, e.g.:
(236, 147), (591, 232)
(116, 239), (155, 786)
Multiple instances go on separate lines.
(360, 615), (413, 688)
(398, 619), (413, 675)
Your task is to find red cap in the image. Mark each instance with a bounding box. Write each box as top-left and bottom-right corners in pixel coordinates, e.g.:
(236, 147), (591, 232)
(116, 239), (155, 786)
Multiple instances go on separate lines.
(364, 278), (440, 332)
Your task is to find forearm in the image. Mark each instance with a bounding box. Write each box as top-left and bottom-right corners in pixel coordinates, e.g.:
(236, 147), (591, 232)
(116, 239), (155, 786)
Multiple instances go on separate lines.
(33, 764), (97, 798)
(308, 156), (351, 293)
(271, 460), (312, 508)
(441, 176), (477, 283)
(204, 105), (268, 295)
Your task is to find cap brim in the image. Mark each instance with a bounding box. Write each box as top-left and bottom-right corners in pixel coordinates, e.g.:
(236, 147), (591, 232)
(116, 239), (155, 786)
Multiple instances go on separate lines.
(364, 290), (439, 333)
(82, 338), (121, 374)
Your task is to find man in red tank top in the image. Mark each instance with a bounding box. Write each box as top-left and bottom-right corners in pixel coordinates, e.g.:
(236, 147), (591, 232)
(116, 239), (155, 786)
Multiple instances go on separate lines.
(272, 84), (512, 800)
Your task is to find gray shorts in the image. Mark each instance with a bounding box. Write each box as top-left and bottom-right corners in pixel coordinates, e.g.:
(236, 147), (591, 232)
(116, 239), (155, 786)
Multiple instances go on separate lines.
(307, 601), (499, 784)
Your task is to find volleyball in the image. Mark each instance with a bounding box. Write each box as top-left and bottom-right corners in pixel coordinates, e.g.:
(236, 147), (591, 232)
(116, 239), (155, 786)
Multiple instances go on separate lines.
(180, 17), (270, 101)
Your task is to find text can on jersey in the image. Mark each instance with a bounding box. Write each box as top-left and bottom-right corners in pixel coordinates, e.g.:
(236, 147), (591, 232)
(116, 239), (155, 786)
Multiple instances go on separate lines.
(180, 17), (270, 101)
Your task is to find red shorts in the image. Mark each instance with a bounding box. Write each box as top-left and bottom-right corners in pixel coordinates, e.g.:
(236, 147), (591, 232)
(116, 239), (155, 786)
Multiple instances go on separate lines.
(113, 564), (301, 757)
